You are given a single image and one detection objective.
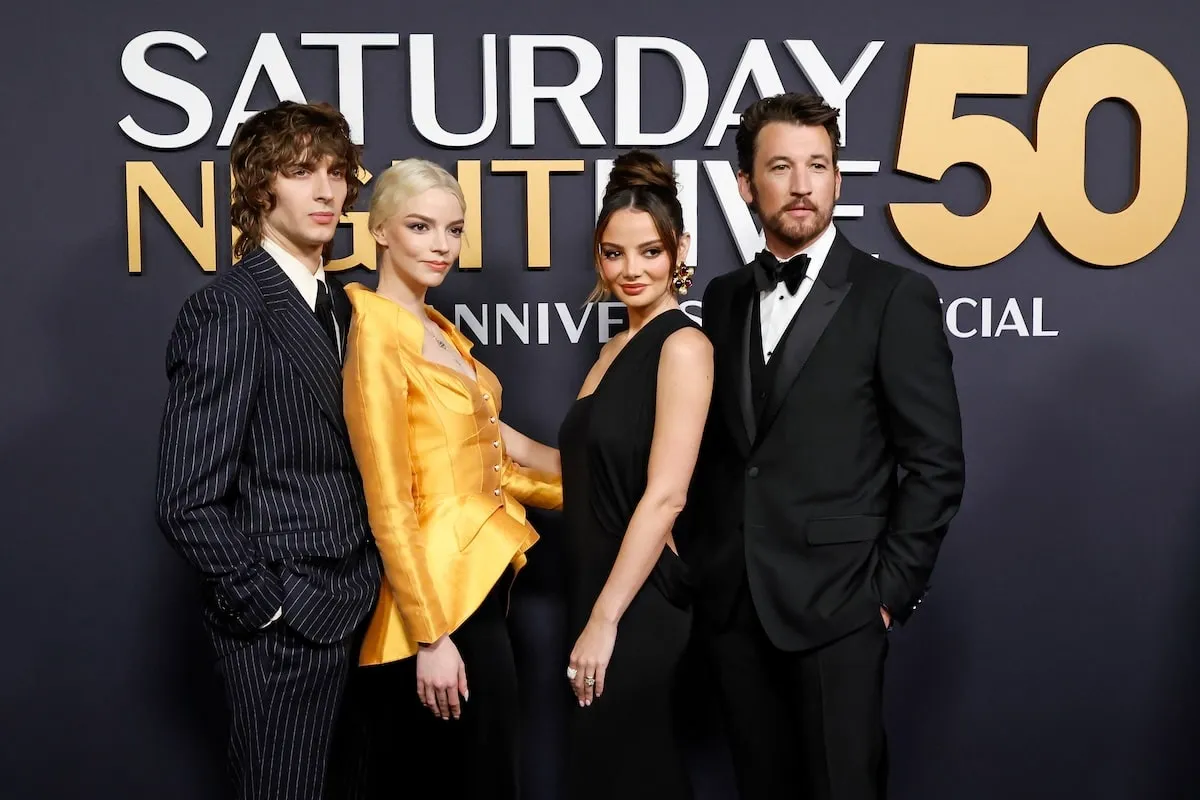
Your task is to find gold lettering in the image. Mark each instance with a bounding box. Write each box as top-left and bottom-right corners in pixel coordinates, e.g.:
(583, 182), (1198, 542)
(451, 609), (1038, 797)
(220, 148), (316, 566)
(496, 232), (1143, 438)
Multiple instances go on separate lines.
(492, 160), (586, 268)
(888, 45), (1036, 268)
(457, 160), (483, 270)
(326, 166), (376, 272)
(325, 212), (375, 272)
(126, 161), (217, 274)
(1036, 44), (1187, 266)
(889, 43), (1188, 268)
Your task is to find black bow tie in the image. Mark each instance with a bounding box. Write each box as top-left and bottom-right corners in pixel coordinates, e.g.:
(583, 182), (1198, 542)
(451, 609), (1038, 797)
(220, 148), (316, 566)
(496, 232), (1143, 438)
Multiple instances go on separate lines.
(752, 250), (811, 294)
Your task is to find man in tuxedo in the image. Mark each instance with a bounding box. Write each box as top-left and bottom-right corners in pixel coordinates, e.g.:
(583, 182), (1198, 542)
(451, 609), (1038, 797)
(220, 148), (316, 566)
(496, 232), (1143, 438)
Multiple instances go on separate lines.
(155, 101), (381, 800)
(685, 93), (965, 799)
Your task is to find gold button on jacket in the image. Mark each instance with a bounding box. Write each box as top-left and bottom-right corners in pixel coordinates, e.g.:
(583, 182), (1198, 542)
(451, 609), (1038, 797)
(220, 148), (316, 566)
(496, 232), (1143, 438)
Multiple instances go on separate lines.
(342, 284), (562, 665)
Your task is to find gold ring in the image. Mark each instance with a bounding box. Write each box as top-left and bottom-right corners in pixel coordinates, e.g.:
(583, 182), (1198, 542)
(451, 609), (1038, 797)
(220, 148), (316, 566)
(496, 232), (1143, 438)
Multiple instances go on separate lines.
(584, 676), (596, 687)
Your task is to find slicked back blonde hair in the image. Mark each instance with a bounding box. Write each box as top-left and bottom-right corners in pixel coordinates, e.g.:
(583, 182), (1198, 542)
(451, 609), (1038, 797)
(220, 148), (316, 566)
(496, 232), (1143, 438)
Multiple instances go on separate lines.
(368, 159), (466, 234)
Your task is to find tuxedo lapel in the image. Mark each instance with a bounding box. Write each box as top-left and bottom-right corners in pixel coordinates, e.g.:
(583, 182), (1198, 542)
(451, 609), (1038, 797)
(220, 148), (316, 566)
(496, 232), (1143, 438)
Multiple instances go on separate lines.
(242, 249), (347, 434)
(737, 293), (757, 445)
(757, 233), (853, 437)
(715, 272), (756, 457)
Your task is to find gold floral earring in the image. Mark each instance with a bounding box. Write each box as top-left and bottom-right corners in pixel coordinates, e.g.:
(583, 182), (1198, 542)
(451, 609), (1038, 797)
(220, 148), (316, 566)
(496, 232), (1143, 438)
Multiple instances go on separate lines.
(672, 262), (695, 295)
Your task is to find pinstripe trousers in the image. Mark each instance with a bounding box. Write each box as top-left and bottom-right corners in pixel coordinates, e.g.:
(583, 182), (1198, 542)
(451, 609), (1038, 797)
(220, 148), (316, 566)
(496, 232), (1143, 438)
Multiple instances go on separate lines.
(214, 624), (356, 800)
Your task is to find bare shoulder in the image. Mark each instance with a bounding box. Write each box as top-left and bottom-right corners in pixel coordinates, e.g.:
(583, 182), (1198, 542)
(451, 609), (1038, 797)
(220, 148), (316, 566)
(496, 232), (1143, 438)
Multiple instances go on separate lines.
(654, 326), (713, 418)
(660, 326), (713, 367)
(657, 327), (714, 400)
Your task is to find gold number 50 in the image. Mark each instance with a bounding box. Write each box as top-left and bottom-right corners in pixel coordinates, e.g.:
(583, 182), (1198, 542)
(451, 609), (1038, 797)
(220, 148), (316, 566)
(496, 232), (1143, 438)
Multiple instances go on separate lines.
(888, 44), (1188, 268)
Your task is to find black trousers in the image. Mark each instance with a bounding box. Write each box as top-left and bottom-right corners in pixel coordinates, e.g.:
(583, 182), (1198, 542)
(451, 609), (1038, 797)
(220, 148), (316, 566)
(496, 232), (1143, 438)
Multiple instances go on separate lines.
(213, 623), (356, 800)
(566, 581), (694, 800)
(703, 582), (890, 800)
(348, 577), (520, 800)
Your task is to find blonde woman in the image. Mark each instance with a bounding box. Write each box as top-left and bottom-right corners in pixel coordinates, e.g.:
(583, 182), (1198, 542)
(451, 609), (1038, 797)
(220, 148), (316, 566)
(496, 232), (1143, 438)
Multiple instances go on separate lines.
(342, 159), (561, 799)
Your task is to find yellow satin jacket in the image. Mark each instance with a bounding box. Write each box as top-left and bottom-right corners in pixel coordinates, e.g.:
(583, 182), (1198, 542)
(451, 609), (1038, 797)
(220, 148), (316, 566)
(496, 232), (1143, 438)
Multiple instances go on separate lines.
(342, 284), (562, 665)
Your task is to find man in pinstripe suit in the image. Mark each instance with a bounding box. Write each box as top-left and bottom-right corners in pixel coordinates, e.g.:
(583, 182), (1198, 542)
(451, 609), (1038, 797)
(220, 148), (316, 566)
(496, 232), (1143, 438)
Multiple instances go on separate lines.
(156, 101), (382, 800)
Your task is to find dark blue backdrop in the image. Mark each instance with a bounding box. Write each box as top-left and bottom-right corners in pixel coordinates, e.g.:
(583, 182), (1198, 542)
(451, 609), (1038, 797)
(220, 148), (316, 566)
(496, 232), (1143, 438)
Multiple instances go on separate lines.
(3, 1), (1198, 798)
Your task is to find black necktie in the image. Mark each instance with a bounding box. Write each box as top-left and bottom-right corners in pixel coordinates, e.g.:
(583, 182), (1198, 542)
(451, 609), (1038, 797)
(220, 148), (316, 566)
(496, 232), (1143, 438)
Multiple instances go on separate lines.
(314, 280), (339, 356)
(752, 250), (811, 295)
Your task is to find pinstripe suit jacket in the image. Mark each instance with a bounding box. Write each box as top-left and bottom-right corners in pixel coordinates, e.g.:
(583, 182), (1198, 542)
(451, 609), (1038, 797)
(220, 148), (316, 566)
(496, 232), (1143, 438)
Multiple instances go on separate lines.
(156, 248), (381, 653)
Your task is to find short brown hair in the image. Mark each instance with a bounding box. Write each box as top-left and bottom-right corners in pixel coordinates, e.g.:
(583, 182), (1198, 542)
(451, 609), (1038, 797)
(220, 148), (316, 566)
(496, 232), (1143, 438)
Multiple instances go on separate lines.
(229, 101), (363, 260)
(735, 93), (841, 176)
(590, 150), (685, 303)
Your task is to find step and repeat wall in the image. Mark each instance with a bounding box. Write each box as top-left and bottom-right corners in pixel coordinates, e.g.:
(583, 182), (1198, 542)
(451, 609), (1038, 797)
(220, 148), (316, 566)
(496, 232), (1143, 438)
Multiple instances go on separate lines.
(3, 0), (1197, 797)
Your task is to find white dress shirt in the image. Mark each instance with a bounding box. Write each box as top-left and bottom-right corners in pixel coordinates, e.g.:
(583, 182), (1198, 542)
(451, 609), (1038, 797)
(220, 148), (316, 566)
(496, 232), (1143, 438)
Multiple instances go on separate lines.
(257, 238), (341, 628)
(261, 237), (342, 359)
(759, 222), (838, 361)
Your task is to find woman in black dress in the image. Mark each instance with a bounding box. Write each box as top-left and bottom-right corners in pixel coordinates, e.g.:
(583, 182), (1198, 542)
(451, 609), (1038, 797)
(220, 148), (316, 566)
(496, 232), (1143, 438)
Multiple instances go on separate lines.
(558, 149), (714, 800)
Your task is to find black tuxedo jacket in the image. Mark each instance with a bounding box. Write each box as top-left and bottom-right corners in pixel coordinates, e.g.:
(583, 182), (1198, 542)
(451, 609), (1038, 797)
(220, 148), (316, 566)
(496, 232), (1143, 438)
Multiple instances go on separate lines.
(681, 232), (965, 651)
(155, 248), (381, 652)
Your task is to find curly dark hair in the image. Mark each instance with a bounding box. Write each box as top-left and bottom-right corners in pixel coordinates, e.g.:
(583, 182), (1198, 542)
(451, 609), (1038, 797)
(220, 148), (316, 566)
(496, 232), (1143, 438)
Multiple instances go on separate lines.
(229, 101), (363, 259)
(735, 93), (841, 176)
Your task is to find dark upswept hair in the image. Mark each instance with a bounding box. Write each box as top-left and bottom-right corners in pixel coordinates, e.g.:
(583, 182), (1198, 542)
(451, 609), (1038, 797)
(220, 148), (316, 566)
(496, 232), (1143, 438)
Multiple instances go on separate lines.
(229, 100), (364, 260)
(735, 93), (842, 176)
(589, 149), (685, 302)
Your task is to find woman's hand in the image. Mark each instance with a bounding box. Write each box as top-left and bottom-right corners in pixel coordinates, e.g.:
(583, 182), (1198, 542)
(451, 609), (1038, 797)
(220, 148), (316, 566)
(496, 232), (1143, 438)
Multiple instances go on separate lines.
(567, 615), (617, 706)
(416, 635), (468, 720)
